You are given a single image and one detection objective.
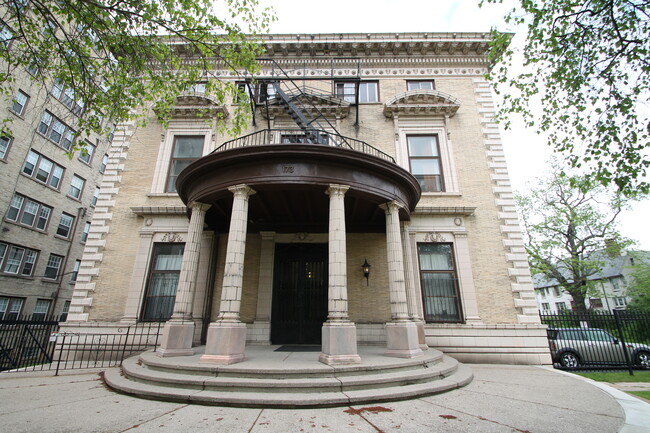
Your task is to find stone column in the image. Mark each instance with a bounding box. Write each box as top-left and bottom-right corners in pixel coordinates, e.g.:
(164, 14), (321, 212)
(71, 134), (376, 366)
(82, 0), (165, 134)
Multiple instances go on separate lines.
(253, 231), (275, 344)
(401, 222), (427, 350)
(381, 201), (422, 358)
(158, 201), (211, 357)
(201, 184), (255, 364)
(319, 184), (361, 365)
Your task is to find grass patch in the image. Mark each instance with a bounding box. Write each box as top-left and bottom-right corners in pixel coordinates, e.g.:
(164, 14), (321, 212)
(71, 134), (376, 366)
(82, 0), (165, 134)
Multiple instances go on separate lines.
(629, 391), (650, 402)
(575, 371), (650, 382)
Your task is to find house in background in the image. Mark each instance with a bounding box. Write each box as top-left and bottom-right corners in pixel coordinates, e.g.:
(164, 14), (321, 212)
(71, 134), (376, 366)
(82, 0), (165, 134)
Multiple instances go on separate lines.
(533, 251), (649, 313)
(62, 32), (551, 367)
(0, 49), (111, 321)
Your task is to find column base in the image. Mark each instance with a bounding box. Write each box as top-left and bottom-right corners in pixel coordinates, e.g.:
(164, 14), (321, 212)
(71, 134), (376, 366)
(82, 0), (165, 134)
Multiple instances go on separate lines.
(319, 321), (361, 365)
(200, 321), (247, 365)
(385, 321), (423, 358)
(157, 320), (195, 357)
(416, 321), (428, 351)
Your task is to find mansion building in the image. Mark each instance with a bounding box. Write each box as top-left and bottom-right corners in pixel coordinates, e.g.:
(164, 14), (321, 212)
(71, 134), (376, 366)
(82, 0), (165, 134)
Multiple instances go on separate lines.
(64, 33), (550, 365)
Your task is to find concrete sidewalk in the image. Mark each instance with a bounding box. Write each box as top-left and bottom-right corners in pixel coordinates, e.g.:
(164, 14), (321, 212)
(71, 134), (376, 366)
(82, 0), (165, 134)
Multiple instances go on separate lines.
(0, 364), (648, 433)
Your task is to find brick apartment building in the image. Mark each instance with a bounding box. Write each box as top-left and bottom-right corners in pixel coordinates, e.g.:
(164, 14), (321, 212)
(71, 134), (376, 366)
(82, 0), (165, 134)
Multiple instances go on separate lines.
(0, 59), (110, 321)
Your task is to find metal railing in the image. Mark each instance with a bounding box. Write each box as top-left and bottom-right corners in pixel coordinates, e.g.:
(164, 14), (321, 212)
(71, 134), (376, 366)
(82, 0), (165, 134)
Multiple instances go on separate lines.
(1, 318), (163, 375)
(541, 310), (650, 374)
(214, 128), (396, 163)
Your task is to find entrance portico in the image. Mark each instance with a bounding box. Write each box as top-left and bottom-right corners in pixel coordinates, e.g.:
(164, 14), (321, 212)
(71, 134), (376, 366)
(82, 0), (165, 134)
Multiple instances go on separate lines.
(159, 130), (422, 365)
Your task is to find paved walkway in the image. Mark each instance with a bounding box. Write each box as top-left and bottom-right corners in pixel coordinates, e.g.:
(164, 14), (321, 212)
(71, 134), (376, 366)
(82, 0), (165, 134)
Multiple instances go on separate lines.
(1, 364), (648, 433)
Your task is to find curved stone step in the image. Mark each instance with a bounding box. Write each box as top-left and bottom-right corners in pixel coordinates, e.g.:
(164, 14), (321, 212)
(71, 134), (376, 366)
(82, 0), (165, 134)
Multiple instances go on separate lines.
(104, 346), (473, 408)
(104, 363), (473, 408)
(120, 355), (460, 393)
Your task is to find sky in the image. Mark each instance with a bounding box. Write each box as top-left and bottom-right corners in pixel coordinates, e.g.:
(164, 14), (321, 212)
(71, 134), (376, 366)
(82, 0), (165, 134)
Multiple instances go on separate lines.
(256, 0), (650, 250)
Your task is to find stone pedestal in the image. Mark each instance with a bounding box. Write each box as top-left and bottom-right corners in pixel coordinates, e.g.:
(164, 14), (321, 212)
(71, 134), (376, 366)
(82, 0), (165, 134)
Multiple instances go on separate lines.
(319, 322), (361, 365)
(416, 321), (428, 350)
(385, 321), (423, 358)
(200, 322), (247, 364)
(157, 320), (195, 357)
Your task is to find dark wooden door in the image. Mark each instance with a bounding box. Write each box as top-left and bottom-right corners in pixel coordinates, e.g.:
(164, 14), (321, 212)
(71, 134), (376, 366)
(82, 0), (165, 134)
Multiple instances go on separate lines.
(271, 243), (328, 345)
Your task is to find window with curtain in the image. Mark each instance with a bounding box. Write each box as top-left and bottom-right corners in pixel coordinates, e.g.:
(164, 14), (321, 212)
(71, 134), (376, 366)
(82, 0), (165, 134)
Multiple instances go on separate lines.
(141, 243), (185, 321)
(418, 243), (463, 323)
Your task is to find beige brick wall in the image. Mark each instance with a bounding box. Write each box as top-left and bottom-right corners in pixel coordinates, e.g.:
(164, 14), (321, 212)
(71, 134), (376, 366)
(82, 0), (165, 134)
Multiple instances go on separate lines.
(75, 44), (532, 330)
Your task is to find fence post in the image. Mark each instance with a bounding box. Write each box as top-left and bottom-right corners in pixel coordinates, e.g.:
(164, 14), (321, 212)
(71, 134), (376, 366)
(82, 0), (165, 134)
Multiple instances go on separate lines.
(613, 310), (634, 376)
(120, 326), (131, 366)
(55, 333), (65, 376)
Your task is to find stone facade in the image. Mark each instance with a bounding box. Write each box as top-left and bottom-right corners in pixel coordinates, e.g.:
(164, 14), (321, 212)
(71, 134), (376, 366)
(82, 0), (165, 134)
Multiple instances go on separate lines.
(63, 33), (551, 365)
(0, 60), (110, 319)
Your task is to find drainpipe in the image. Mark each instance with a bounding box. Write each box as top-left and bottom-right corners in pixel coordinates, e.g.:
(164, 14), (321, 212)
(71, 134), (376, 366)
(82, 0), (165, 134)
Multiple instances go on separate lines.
(52, 207), (85, 317)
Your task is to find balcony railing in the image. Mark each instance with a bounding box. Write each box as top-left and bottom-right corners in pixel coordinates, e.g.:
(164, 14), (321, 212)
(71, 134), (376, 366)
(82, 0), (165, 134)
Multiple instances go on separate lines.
(213, 129), (395, 163)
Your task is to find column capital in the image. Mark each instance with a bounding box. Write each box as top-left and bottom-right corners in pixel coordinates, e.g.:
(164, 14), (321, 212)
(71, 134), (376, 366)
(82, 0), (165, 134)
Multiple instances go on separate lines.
(228, 184), (256, 198)
(188, 201), (212, 213)
(400, 220), (412, 230)
(379, 200), (404, 215)
(326, 184), (350, 197)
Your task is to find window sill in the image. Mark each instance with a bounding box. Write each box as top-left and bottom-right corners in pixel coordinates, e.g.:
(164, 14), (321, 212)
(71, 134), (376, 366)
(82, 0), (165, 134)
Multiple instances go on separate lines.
(9, 109), (25, 120)
(20, 172), (63, 192)
(420, 192), (462, 197)
(66, 195), (82, 202)
(54, 234), (72, 241)
(147, 193), (182, 198)
(3, 219), (49, 235)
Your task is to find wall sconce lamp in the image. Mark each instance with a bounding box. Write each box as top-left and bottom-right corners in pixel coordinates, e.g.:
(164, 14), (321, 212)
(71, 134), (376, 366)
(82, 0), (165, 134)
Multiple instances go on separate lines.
(361, 258), (371, 285)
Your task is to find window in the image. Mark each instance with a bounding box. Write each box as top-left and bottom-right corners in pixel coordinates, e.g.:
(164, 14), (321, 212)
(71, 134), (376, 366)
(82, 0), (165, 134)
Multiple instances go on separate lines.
(541, 302), (550, 311)
(6, 193), (52, 231)
(32, 299), (51, 321)
(78, 140), (95, 164)
(335, 81), (379, 103)
(589, 298), (603, 309)
(407, 80), (435, 91)
(0, 21), (12, 49)
(0, 136), (11, 160)
(60, 300), (71, 321)
(71, 260), (81, 282)
(38, 111), (75, 150)
(56, 213), (75, 238)
(614, 297), (627, 307)
(556, 302), (568, 311)
(612, 278), (621, 291)
(68, 174), (85, 199)
(0, 297), (24, 320)
(91, 186), (100, 207)
(22, 150), (65, 189)
(81, 221), (91, 243)
(418, 243), (462, 322)
(166, 136), (204, 193)
(44, 253), (63, 280)
(11, 89), (29, 115)
(407, 135), (444, 192)
(0, 242), (38, 276)
(51, 79), (85, 115)
(100, 154), (108, 173)
(141, 243), (185, 321)
(553, 286), (561, 297)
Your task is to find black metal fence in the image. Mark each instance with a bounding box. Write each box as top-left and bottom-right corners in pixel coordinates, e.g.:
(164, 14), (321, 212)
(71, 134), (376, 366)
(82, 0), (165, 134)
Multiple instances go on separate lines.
(1, 317), (163, 375)
(541, 310), (650, 374)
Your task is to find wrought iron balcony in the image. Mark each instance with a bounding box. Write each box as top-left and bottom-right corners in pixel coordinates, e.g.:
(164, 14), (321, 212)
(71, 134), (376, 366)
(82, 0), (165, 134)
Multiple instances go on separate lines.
(214, 129), (395, 164)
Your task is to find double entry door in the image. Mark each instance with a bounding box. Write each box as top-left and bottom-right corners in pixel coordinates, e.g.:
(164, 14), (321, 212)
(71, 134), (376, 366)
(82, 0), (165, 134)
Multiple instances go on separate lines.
(271, 243), (328, 345)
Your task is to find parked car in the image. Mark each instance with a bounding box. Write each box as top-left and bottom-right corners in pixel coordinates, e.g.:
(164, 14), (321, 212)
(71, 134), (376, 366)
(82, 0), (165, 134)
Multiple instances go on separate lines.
(547, 328), (650, 369)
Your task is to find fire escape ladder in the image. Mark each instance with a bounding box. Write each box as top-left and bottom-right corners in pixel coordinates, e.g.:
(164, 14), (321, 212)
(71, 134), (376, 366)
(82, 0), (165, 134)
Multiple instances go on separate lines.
(259, 59), (353, 148)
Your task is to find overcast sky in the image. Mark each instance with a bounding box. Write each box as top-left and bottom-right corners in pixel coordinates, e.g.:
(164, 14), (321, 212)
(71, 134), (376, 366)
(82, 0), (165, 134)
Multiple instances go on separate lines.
(258, 0), (650, 250)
